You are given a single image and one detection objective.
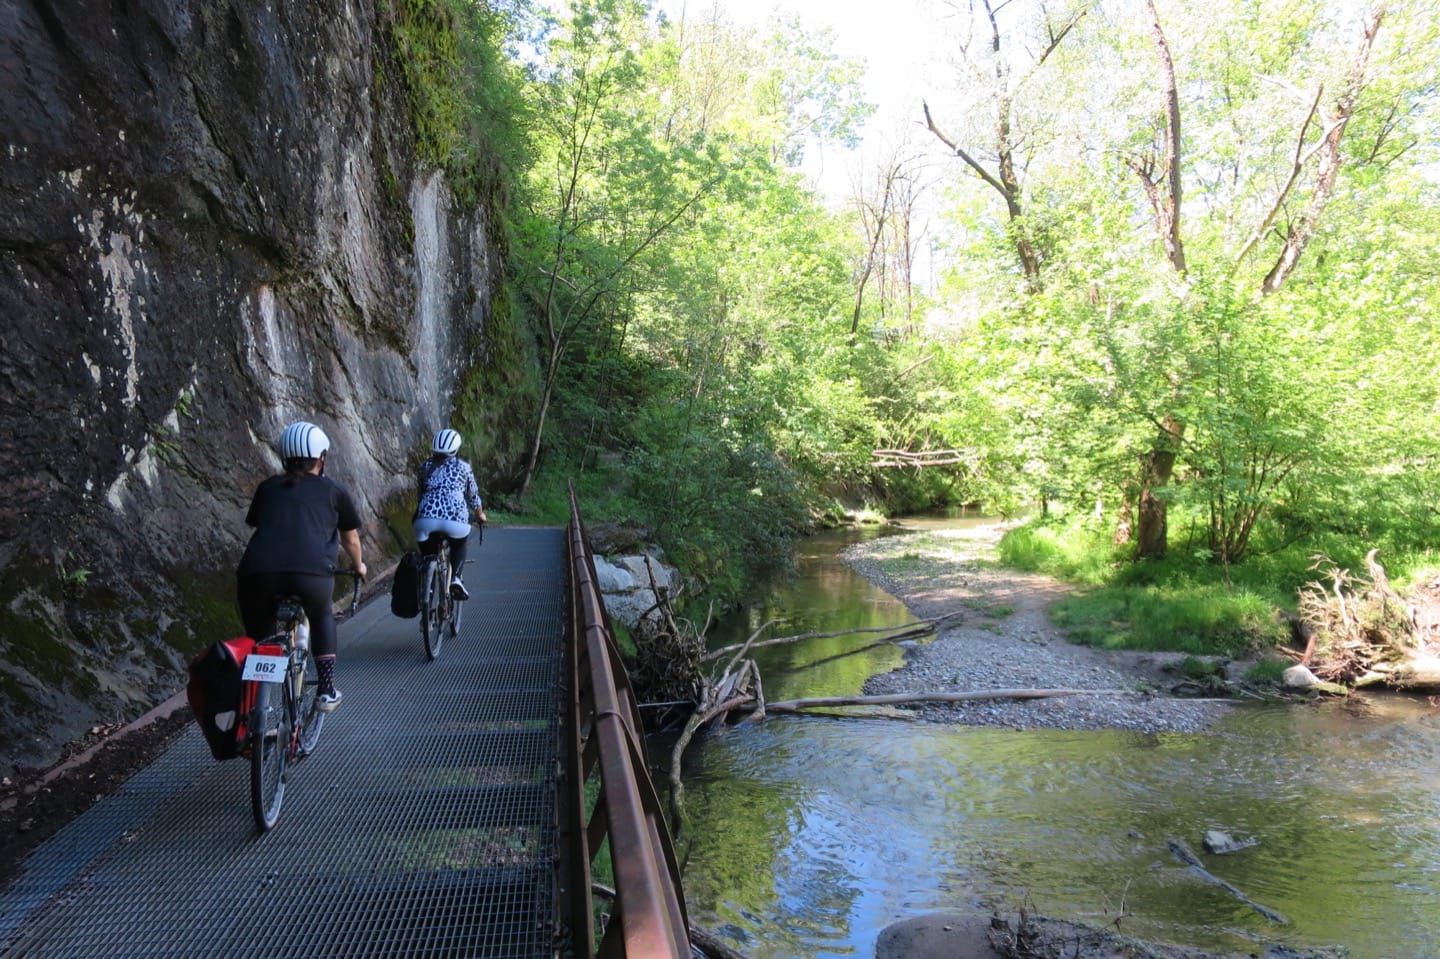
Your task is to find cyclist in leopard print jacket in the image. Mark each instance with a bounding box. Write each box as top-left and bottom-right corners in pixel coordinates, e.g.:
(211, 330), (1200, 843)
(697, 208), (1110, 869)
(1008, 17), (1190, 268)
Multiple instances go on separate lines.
(412, 428), (486, 600)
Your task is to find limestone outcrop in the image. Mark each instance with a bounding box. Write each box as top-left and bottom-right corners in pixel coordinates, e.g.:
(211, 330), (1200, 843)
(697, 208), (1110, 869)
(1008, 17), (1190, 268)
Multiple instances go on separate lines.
(1, 0), (508, 769)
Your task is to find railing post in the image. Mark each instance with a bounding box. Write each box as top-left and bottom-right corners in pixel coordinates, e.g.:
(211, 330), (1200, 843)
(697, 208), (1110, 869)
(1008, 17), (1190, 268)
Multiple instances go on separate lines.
(564, 482), (691, 959)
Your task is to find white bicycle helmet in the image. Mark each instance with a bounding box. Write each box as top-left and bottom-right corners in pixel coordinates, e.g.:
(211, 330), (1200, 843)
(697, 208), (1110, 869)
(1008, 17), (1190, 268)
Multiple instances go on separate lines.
(279, 421), (331, 459)
(432, 428), (462, 455)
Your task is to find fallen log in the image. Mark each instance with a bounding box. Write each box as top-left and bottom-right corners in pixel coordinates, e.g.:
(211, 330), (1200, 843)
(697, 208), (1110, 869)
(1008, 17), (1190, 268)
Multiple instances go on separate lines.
(701, 615), (961, 663)
(1167, 838), (1288, 924)
(764, 688), (1131, 714)
(689, 923), (752, 959)
(1351, 655), (1440, 689)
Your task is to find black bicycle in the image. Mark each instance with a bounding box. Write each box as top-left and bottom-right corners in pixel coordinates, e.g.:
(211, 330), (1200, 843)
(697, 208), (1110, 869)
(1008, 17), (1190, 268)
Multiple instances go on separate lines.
(246, 570), (362, 831)
(419, 540), (467, 661)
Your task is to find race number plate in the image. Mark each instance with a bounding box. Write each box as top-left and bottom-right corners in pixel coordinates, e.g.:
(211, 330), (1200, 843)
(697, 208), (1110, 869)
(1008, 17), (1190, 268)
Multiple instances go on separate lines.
(241, 654), (288, 683)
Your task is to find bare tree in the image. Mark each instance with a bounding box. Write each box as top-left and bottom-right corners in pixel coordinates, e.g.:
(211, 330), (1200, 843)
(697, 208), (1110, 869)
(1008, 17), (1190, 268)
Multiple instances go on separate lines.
(921, 0), (1087, 291)
(1127, 0), (1187, 276)
(1258, 8), (1384, 295)
(848, 139), (930, 339)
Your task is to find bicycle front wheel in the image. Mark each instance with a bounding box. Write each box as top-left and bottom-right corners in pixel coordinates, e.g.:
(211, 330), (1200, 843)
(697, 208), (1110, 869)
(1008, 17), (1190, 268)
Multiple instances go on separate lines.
(296, 653), (325, 756)
(249, 682), (288, 831)
(421, 559), (445, 661)
(448, 588), (463, 637)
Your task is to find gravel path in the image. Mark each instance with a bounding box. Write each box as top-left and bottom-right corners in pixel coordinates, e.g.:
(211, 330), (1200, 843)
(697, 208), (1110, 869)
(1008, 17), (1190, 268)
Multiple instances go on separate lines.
(842, 524), (1237, 734)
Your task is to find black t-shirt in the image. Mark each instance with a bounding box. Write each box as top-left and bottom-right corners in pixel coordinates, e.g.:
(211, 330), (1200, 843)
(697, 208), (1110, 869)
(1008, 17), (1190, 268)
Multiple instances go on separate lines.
(237, 473), (362, 577)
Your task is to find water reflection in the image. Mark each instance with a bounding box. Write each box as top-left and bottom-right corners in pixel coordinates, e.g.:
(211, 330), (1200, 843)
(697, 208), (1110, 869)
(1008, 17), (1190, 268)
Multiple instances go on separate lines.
(674, 527), (1440, 959)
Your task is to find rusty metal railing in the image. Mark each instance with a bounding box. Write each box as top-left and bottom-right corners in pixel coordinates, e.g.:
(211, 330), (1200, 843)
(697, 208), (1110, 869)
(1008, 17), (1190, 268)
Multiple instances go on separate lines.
(562, 484), (690, 959)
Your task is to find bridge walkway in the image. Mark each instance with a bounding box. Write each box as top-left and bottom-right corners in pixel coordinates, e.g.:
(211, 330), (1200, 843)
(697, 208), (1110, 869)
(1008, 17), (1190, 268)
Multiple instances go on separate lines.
(0, 525), (567, 959)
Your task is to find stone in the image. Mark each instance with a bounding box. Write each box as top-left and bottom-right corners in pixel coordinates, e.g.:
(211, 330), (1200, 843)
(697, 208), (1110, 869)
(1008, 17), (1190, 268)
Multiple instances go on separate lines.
(592, 558), (638, 594)
(1282, 664), (1320, 688)
(586, 520), (654, 554)
(1202, 829), (1258, 854)
(595, 552), (685, 629)
(875, 913), (1003, 959)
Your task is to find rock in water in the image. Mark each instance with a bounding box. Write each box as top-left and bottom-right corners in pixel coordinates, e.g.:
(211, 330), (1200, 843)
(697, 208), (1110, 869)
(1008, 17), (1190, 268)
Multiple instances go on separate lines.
(1203, 828), (1258, 854)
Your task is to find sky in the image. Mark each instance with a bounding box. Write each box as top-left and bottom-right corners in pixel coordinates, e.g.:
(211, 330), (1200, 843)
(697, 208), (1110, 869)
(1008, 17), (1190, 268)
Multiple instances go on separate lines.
(655, 0), (952, 200)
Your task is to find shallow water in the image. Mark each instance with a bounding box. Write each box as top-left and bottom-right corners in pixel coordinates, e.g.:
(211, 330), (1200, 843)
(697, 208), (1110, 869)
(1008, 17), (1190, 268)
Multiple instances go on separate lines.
(670, 524), (1440, 959)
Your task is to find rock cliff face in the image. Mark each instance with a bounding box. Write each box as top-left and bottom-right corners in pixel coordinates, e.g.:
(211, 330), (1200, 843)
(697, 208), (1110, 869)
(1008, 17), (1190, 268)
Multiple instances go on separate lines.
(0, 0), (507, 770)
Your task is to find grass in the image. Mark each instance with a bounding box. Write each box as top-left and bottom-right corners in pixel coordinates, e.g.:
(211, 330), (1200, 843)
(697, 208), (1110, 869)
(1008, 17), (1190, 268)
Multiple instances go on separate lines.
(963, 598), (1014, 618)
(1050, 582), (1288, 654)
(1242, 658), (1290, 684)
(998, 515), (1301, 656)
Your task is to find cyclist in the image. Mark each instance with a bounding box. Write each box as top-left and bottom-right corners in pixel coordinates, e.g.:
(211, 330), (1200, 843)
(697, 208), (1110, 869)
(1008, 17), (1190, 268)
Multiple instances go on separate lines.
(236, 421), (367, 712)
(413, 428), (486, 600)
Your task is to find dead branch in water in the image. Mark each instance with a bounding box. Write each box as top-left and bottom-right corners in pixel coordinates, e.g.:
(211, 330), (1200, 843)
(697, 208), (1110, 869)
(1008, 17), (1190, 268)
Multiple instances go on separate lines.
(1167, 837), (1288, 924)
(700, 614), (961, 663)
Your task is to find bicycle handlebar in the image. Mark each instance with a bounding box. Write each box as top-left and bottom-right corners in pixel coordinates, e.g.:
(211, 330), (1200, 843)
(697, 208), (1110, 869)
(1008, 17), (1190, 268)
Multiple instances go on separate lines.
(335, 569), (363, 618)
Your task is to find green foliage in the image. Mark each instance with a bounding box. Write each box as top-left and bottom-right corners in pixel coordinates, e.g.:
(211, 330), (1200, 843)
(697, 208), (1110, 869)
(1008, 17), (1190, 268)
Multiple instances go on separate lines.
(918, 0), (1440, 573)
(432, 0), (1440, 617)
(449, 280), (543, 496)
(624, 400), (810, 601)
(58, 554), (92, 590)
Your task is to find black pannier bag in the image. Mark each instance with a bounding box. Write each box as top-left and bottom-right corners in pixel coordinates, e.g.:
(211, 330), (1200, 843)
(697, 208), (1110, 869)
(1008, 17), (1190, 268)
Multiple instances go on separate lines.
(186, 637), (257, 760)
(390, 550), (421, 618)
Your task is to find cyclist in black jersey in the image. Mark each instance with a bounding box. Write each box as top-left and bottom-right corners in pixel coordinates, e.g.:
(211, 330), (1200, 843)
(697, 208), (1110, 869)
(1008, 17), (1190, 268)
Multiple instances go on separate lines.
(413, 428), (485, 600)
(237, 421), (367, 712)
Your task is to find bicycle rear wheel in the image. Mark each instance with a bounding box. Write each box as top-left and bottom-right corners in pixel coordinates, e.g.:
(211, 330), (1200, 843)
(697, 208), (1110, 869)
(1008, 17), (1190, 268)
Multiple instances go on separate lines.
(249, 682), (288, 831)
(296, 653), (325, 756)
(421, 558), (445, 660)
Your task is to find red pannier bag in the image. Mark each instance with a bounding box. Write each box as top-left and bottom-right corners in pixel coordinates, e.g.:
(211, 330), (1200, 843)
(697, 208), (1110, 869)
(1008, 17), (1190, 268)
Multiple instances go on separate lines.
(186, 637), (257, 760)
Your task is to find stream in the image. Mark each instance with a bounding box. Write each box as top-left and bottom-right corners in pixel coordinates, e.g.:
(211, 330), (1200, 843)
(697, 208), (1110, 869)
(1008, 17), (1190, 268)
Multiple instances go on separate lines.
(665, 521), (1440, 959)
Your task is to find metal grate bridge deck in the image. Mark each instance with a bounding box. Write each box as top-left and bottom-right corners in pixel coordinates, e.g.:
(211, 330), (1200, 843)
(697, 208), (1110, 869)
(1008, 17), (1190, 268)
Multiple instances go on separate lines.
(0, 526), (567, 959)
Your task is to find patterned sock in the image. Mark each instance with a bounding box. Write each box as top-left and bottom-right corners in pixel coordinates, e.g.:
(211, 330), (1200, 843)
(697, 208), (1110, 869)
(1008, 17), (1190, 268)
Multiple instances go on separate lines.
(317, 656), (336, 694)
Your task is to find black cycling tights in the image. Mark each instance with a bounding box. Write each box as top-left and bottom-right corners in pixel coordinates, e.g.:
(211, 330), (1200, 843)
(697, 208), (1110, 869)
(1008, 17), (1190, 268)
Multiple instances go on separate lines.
(236, 572), (339, 657)
(419, 534), (468, 577)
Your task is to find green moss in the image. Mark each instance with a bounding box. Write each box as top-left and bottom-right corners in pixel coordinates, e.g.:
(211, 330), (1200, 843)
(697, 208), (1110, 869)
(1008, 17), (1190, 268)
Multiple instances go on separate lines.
(1177, 656), (1225, 679)
(163, 567), (244, 656)
(1, 599), (74, 686)
(380, 483), (423, 553)
(450, 279), (541, 492)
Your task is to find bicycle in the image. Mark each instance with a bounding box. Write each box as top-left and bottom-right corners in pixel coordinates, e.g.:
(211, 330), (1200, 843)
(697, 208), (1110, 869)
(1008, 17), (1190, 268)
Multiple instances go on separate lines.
(243, 569), (362, 831)
(418, 533), (474, 661)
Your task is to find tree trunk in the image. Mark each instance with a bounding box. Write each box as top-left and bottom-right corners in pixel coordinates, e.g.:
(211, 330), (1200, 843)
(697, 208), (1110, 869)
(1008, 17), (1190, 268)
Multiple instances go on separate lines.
(517, 355), (559, 501)
(918, 1), (1083, 294)
(1113, 486), (1136, 546)
(1141, 0), (1186, 274)
(1136, 415), (1183, 560)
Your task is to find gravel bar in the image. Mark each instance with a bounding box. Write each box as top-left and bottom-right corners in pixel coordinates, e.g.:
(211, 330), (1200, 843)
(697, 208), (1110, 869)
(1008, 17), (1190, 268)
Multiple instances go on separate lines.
(842, 524), (1236, 734)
